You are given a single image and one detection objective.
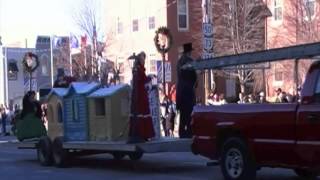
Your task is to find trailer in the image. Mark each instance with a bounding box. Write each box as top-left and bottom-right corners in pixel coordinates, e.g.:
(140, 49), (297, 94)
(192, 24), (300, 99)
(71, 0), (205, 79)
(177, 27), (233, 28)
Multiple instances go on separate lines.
(5, 137), (191, 167)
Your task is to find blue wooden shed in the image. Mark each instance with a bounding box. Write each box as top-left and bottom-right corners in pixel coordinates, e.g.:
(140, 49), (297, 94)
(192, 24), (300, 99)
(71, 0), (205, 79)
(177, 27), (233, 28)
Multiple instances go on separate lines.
(63, 82), (100, 141)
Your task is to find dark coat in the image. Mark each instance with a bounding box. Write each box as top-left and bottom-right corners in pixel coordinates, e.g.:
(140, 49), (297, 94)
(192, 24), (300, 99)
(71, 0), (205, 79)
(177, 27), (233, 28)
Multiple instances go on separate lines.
(176, 54), (197, 112)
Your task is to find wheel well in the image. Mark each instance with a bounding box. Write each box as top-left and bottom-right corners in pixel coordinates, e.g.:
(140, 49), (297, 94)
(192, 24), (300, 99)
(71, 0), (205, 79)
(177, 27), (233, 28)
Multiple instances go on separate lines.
(216, 128), (246, 157)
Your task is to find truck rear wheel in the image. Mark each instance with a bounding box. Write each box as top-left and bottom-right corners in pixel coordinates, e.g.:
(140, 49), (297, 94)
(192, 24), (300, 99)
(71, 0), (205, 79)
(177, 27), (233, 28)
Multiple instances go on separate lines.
(128, 152), (143, 161)
(52, 137), (68, 167)
(37, 136), (53, 166)
(112, 152), (126, 160)
(221, 137), (256, 180)
(294, 168), (318, 179)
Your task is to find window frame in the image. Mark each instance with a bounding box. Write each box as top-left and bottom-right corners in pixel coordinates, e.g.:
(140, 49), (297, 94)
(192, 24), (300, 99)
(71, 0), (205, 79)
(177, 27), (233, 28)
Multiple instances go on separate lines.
(274, 68), (283, 82)
(273, 0), (283, 21)
(132, 19), (139, 32)
(117, 21), (123, 34)
(177, 0), (189, 31)
(304, 0), (316, 21)
(149, 59), (157, 73)
(94, 98), (106, 116)
(148, 16), (155, 30)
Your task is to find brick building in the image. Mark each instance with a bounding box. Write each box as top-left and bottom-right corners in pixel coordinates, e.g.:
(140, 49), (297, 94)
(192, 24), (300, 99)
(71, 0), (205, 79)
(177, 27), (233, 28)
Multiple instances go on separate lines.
(265, 0), (319, 99)
(104, 0), (270, 102)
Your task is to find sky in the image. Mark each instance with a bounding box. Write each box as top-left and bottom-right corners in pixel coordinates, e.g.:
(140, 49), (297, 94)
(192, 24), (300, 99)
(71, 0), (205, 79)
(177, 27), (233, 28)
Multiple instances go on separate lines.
(0, 0), (103, 48)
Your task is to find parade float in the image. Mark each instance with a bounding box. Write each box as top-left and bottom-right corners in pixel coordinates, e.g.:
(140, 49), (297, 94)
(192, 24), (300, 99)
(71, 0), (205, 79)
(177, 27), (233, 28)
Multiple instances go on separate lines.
(11, 80), (190, 167)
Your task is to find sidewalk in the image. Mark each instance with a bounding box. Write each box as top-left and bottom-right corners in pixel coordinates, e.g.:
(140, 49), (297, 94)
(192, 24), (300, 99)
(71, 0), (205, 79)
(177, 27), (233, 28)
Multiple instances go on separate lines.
(0, 135), (17, 143)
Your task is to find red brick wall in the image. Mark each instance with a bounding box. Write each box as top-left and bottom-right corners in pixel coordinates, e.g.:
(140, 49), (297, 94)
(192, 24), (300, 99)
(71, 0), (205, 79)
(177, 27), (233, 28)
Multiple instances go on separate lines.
(167, 0), (205, 102)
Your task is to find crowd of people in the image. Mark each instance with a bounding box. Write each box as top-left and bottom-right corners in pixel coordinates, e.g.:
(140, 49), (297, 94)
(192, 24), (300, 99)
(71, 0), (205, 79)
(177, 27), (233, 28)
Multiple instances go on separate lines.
(0, 104), (21, 136)
(207, 87), (300, 105)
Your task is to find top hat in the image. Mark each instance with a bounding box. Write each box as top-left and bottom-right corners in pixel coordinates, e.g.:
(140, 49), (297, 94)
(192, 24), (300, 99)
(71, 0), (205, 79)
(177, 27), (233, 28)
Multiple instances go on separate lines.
(183, 43), (193, 53)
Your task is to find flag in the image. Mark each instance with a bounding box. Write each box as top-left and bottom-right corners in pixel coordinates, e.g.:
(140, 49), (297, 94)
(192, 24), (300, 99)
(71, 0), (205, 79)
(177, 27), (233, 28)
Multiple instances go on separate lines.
(53, 36), (68, 49)
(70, 34), (79, 49)
(93, 25), (97, 39)
(81, 35), (87, 50)
(70, 34), (80, 54)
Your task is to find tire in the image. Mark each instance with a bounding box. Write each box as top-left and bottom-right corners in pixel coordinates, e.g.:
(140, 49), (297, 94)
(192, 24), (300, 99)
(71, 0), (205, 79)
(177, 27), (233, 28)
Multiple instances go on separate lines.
(112, 152), (126, 160)
(294, 168), (318, 180)
(52, 137), (68, 167)
(37, 136), (53, 166)
(128, 152), (143, 161)
(220, 137), (256, 180)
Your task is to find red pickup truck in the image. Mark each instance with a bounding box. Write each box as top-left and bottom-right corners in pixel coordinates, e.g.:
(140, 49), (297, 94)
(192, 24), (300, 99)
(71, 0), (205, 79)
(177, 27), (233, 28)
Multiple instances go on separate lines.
(191, 60), (320, 179)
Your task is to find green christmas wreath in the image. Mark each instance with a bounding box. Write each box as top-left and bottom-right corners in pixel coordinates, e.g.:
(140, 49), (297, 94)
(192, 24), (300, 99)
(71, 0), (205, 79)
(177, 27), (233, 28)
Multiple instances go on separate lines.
(23, 52), (39, 73)
(154, 26), (173, 54)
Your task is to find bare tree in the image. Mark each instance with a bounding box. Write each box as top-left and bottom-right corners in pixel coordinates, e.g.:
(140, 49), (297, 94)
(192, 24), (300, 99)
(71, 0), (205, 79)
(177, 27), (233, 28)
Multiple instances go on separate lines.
(72, 0), (102, 42)
(212, 0), (271, 94)
(267, 0), (320, 93)
(72, 0), (116, 83)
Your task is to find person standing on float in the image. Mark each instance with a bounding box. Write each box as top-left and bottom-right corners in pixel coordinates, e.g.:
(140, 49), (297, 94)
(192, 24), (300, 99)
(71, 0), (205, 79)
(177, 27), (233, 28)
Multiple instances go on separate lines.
(128, 51), (155, 143)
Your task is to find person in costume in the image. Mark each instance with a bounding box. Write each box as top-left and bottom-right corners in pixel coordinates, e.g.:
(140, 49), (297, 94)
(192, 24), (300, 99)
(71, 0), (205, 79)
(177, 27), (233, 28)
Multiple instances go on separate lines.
(128, 51), (155, 143)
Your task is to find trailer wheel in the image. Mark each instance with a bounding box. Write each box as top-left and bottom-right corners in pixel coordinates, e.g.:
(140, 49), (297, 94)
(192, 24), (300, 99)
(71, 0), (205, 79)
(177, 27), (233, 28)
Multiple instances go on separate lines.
(294, 168), (318, 179)
(220, 137), (256, 180)
(112, 152), (125, 160)
(37, 136), (53, 166)
(52, 137), (68, 167)
(128, 152), (143, 161)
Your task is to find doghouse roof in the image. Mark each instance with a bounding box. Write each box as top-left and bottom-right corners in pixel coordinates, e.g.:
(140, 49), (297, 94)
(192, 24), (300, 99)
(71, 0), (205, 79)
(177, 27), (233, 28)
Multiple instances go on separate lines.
(47, 88), (68, 99)
(88, 84), (129, 98)
(66, 82), (100, 95)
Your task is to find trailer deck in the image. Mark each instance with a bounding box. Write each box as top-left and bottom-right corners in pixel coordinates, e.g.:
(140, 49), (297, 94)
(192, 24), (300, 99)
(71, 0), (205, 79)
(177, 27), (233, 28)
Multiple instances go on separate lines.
(4, 137), (191, 153)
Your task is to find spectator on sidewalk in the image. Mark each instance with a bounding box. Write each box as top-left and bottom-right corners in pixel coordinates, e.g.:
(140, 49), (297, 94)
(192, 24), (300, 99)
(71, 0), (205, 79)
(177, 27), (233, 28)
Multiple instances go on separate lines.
(0, 104), (8, 136)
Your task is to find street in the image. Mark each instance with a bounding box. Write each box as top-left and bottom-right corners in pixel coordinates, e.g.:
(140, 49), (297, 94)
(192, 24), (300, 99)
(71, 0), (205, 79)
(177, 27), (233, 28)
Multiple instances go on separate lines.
(0, 136), (317, 180)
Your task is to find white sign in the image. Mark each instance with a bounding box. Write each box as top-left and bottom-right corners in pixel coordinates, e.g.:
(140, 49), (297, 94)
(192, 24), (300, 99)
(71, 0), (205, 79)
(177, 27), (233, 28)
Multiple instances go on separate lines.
(157, 61), (171, 83)
(148, 86), (161, 139)
(202, 22), (214, 59)
(202, 53), (214, 59)
(203, 23), (214, 36)
(203, 37), (214, 51)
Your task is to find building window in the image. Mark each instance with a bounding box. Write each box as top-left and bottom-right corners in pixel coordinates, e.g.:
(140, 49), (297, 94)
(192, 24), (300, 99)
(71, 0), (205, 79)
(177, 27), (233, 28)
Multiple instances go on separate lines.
(132, 19), (139, 32)
(95, 98), (106, 116)
(304, 0), (316, 20)
(149, 17), (155, 29)
(8, 60), (18, 81)
(275, 69), (283, 81)
(149, 60), (157, 73)
(274, 0), (282, 21)
(118, 62), (124, 73)
(40, 54), (49, 76)
(117, 21), (123, 34)
(177, 0), (189, 30)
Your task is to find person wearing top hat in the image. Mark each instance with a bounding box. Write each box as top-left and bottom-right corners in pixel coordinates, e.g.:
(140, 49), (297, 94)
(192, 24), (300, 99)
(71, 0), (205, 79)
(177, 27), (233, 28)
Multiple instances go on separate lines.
(176, 43), (197, 138)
